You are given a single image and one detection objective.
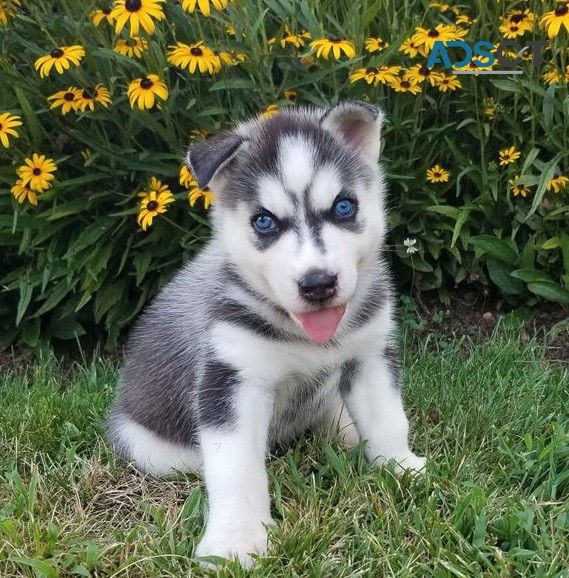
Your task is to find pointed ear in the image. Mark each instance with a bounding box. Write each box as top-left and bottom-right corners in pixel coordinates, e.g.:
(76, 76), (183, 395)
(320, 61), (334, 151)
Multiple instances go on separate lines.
(186, 132), (249, 191)
(320, 101), (385, 163)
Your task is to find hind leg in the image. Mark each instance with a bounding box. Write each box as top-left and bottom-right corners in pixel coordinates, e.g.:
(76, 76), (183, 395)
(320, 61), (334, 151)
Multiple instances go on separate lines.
(108, 415), (202, 476)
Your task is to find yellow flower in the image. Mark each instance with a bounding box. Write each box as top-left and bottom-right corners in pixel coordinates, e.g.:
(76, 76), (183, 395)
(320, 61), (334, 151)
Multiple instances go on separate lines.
(349, 65), (401, 86)
(310, 37), (356, 60)
(509, 175), (530, 197)
(179, 0), (228, 17)
(542, 65), (569, 85)
(11, 180), (39, 206)
(0, 112), (22, 148)
(404, 64), (443, 86)
(0, 0), (20, 25)
(541, 2), (569, 39)
(429, 1), (450, 10)
(426, 165), (450, 183)
(499, 146), (521, 166)
(547, 175), (569, 193)
(127, 74), (168, 110)
(365, 37), (389, 53)
(387, 75), (422, 94)
(91, 8), (114, 26)
(111, 0), (165, 36)
(179, 165), (193, 188)
(16, 153), (57, 192)
(284, 90), (297, 101)
(167, 41), (220, 74)
(399, 37), (428, 58)
(114, 36), (148, 58)
(500, 9), (535, 38)
(34, 45), (85, 78)
(259, 104), (279, 120)
(188, 175), (214, 209)
(47, 87), (82, 114)
(435, 73), (461, 92)
(76, 85), (112, 111)
(483, 98), (500, 119)
(137, 179), (174, 231)
(190, 128), (211, 140)
(411, 24), (466, 51)
(269, 26), (310, 49)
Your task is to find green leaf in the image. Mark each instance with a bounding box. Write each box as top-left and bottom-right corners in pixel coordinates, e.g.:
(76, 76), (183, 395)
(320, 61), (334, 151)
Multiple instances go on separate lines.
(32, 280), (77, 318)
(451, 209), (470, 248)
(527, 281), (569, 305)
(94, 279), (128, 323)
(16, 278), (34, 326)
(208, 78), (259, 91)
(11, 557), (59, 578)
(425, 205), (460, 219)
(510, 269), (552, 284)
(540, 237), (561, 251)
(133, 251), (152, 285)
(470, 235), (518, 265)
(486, 258), (523, 295)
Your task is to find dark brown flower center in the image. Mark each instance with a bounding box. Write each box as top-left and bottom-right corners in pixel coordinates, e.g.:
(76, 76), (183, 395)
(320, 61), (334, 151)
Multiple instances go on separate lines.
(433, 172), (441, 178)
(147, 200), (159, 211)
(190, 47), (203, 56)
(64, 92), (75, 101)
(0, 123), (3, 130)
(125, 0), (142, 12)
(428, 28), (440, 37)
(555, 3), (568, 17)
(50, 48), (64, 58)
(82, 88), (96, 99)
(366, 67), (379, 74)
(33, 168), (41, 175)
(328, 36), (342, 43)
(401, 80), (411, 88)
(102, 8), (111, 15)
(510, 13), (527, 23)
(140, 77), (153, 89)
(282, 31), (289, 38)
(510, 25), (519, 31)
(419, 66), (431, 76)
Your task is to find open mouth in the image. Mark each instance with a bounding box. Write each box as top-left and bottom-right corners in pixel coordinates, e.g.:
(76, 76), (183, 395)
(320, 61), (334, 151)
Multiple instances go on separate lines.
(291, 305), (346, 342)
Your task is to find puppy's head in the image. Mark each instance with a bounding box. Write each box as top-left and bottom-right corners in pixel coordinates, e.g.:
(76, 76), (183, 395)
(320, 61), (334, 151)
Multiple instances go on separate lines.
(187, 101), (387, 342)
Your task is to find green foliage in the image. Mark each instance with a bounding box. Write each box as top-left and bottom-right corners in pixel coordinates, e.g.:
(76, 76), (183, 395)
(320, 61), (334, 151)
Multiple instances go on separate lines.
(0, 0), (568, 349)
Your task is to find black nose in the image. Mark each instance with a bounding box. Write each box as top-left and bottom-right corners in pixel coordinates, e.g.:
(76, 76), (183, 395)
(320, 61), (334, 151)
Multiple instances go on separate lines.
(298, 270), (338, 302)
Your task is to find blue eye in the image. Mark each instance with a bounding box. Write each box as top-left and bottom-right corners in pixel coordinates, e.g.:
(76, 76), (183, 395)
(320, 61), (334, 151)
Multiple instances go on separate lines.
(252, 213), (278, 233)
(333, 198), (356, 218)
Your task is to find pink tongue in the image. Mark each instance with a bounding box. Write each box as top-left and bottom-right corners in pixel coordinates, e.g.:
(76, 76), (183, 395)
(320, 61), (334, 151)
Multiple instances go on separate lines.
(295, 306), (346, 342)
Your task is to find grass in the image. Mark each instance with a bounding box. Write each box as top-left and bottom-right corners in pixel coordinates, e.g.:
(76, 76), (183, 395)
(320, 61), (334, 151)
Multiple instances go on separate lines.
(0, 329), (568, 577)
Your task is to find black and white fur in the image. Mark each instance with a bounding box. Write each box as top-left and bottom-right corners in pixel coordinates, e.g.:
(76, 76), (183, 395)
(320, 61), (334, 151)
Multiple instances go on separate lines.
(107, 101), (426, 567)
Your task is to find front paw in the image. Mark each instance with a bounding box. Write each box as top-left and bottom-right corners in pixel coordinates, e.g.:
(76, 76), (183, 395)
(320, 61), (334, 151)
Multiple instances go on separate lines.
(196, 520), (272, 568)
(370, 452), (427, 475)
(393, 452), (427, 475)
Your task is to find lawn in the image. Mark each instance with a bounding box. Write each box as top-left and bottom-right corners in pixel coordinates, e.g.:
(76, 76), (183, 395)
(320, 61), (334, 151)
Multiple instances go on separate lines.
(0, 328), (568, 577)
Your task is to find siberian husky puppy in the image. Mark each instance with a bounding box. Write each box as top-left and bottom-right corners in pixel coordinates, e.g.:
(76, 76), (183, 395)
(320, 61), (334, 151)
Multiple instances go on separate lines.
(107, 101), (426, 567)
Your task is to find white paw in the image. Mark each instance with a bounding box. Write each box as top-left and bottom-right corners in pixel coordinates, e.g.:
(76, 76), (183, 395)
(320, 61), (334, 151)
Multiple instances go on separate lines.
(393, 453), (427, 475)
(195, 521), (271, 568)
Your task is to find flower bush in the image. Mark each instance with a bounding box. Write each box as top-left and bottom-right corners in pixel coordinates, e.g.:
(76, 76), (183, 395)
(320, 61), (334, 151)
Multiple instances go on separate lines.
(0, 0), (568, 349)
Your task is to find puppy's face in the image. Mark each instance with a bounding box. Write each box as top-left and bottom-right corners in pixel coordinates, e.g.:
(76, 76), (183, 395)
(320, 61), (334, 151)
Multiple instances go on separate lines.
(188, 103), (387, 342)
